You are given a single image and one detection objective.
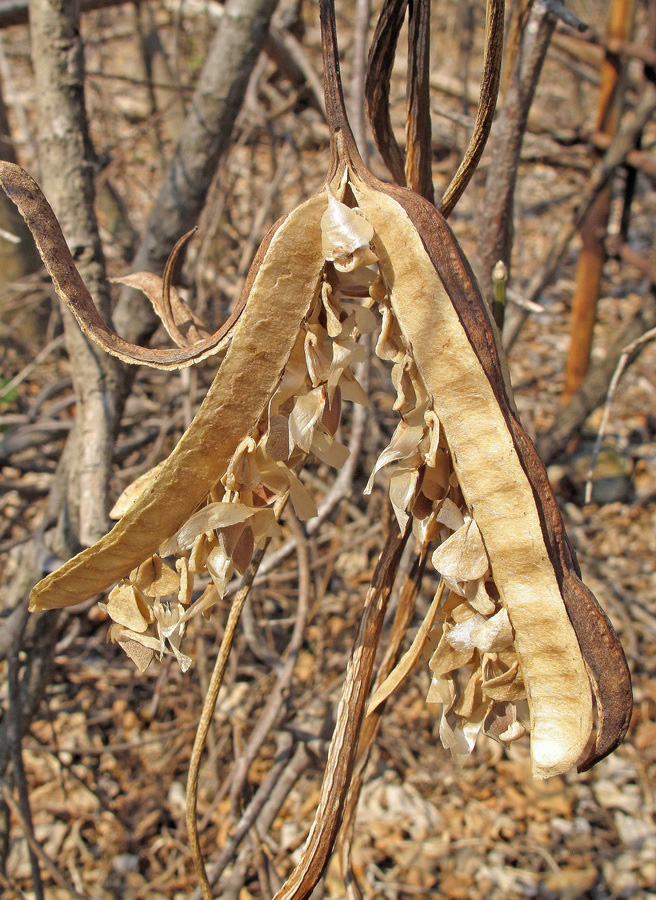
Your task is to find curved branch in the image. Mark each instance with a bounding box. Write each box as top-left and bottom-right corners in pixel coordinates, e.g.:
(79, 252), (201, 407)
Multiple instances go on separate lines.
(405, 0), (434, 202)
(0, 162), (251, 370)
(364, 0), (408, 185)
(439, 0), (505, 218)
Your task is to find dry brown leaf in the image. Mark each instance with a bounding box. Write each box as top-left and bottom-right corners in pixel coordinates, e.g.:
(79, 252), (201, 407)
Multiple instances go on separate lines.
(432, 518), (489, 583)
(367, 581), (445, 716)
(105, 582), (152, 633)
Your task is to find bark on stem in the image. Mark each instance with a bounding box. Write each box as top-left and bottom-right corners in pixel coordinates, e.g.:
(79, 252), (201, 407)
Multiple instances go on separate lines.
(30, 0), (121, 548)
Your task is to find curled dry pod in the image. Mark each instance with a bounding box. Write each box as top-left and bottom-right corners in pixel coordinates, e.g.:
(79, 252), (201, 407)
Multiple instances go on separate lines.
(318, 1), (631, 779)
(24, 191), (329, 609)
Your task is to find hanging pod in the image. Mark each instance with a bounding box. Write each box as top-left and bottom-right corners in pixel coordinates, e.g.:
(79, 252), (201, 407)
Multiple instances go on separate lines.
(2, 0), (631, 781)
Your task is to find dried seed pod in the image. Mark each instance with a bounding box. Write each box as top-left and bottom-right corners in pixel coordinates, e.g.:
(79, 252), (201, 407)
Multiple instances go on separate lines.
(319, 0), (631, 778)
(348, 177), (631, 776)
(28, 193), (328, 610)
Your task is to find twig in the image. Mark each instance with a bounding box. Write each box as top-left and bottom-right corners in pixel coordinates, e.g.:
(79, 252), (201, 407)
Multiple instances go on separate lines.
(584, 327), (656, 503)
(613, 241), (656, 283)
(541, 0), (588, 32)
(0, 335), (65, 400)
(586, 131), (656, 180)
(216, 740), (313, 900)
(271, 26), (327, 119)
(186, 536), (274, 900)
(338, 545), (429, 899)
(556, 22), (656, 68)
(264, 27), (325, 115)
(228, 508), (312, 812)
(194, 733), (294, 892)
(6, 604), (44, 900)
(273, 522), (410, 899)
(0, 566), (62, 774)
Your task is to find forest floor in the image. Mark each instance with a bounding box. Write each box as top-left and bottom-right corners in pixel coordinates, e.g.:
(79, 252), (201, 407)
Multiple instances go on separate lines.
(1, 1), (655, 898)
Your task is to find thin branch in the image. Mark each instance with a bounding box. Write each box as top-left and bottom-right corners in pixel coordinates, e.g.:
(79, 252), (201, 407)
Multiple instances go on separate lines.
(6, 605), (44, 900)
(439, 0), (505, 218)
(273, 522), (410, 899)
(216, 739), (313, 900)
(542, 0), (589, 32)
(405, 0), (434, 202)
(556, 22), (656, 68)
(584, 326), (656, 503)
(194, 733), (294, 892)
(186, 536), (275, 900)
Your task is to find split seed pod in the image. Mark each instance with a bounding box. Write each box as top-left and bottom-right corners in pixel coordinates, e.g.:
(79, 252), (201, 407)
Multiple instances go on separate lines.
(319, 10), (631, 776)
(6, 0), (631, 782)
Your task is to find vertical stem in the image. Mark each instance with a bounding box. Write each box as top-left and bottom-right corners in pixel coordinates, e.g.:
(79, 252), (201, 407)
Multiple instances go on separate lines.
(405, 0), (434, 202)
(349, 0), (371, 161)
(475, 1), (554, 303)
(562, 0), (636, 403)
(320, 0), (361, 172)
(7, 607), (45, 900)
(30, 0), (121, 549)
